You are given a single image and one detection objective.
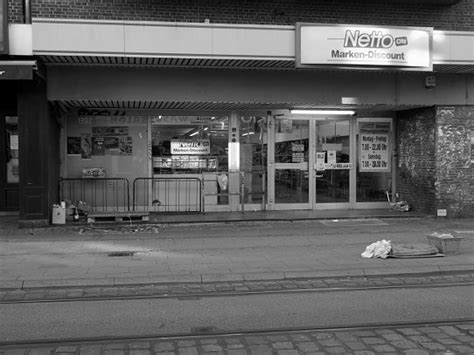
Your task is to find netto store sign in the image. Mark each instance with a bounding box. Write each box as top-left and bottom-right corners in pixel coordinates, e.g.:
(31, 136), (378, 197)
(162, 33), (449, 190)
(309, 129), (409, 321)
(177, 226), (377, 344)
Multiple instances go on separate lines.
(296, 23), (432, 70)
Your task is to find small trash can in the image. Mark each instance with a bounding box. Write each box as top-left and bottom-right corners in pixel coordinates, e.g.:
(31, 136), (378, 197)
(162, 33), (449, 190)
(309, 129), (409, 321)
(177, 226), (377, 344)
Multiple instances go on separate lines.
(52, 206), (66, 225)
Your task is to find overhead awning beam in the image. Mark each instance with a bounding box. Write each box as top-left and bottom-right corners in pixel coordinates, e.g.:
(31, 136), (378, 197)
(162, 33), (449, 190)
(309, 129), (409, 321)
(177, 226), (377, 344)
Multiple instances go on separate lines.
(0, 60), (37, 80)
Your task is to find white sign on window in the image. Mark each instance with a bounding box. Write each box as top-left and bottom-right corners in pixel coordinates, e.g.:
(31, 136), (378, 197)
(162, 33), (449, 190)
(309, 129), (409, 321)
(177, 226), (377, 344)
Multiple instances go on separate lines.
(297, 23), (432, 70)
(171, 139), (210, 155)
(359, 122), (391, 172)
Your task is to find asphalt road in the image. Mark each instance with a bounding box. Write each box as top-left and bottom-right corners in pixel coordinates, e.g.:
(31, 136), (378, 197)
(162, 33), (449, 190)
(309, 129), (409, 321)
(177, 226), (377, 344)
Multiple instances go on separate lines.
(1, 285), (472, 343)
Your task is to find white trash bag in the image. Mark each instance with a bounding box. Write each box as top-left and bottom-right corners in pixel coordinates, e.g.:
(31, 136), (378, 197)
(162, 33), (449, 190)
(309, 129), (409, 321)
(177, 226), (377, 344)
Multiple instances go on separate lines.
(361, 239), (392, 259)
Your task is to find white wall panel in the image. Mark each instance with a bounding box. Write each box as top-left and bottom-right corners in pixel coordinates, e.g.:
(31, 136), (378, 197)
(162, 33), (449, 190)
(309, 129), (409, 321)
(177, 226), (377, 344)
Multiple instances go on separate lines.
(433, 31), (474, 65)
(33, 20), (125, 55)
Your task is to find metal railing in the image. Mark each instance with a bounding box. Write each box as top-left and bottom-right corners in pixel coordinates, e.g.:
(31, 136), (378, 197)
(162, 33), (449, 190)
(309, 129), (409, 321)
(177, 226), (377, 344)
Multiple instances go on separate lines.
(59, 173), (267, 215)
(133, 177), (202, 213)
(202, 171), (267, 213)
(239, 170), (266, 212)
(59, 177), (130, 212)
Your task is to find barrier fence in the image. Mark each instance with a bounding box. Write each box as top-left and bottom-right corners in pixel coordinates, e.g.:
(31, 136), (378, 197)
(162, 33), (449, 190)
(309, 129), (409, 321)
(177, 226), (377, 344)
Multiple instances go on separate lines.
(59, 177), (130, 212)
(59, 174), (266, 214)
(133, 177), (202, 213)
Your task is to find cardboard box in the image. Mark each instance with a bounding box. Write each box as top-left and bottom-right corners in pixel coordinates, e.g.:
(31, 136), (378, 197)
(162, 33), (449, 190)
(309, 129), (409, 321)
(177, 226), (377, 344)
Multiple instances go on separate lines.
(426, 234), (463, 254)
(52, 206), (66, 225)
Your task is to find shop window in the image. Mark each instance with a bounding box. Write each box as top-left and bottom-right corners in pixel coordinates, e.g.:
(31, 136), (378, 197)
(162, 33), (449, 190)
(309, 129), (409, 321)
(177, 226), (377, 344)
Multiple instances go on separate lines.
(152, 116), (229, 207)
(5, 116), (19, 183)
(152, 117), (229, 175)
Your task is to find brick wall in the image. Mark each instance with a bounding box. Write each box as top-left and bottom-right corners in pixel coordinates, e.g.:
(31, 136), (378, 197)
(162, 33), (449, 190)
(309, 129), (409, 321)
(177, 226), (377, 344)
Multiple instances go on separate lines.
(435, 106), (474, 218)
(8, 0), (474, 31)
(396, 107), (437, 214)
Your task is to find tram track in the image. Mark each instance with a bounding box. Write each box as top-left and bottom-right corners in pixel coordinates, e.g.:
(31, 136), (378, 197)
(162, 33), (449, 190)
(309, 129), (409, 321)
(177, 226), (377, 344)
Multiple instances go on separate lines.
(1, 282), (472, 353)
(1, 279), (473, 305)
(0, 319), (473, 349)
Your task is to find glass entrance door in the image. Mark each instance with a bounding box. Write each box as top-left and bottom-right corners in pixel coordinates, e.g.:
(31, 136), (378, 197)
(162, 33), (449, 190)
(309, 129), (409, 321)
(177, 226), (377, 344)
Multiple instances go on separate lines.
(272, 118), (310, 209)
(314, 117), (352, 208)
(269, 113), (354, 210)
(269, 113), (393, 211)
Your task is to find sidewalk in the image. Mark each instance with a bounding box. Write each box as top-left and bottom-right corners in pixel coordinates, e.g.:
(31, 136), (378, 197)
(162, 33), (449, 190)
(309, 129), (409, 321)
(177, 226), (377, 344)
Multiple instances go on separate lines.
(0, 213), (473, 290)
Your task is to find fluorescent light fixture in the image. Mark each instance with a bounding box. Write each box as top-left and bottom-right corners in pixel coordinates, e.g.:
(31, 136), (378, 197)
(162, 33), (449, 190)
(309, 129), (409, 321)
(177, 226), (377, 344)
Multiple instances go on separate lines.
(189, 131), (199, 137)
(242, 132), (255, 136)
(290, 109), (355, 115)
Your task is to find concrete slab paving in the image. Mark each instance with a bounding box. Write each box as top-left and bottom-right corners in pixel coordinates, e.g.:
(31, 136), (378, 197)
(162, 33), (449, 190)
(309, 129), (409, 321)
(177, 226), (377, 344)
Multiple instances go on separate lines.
(0, 215), (473, 290)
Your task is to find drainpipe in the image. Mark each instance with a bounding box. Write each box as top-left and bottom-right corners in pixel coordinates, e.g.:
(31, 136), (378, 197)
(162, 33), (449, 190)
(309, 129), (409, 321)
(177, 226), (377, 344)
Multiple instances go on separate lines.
(24, 0), (31, 24)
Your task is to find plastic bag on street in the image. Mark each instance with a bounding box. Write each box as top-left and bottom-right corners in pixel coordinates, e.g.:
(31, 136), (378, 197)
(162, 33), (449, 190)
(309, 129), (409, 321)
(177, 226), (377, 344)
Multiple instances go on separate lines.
(361, 239), (392, 259)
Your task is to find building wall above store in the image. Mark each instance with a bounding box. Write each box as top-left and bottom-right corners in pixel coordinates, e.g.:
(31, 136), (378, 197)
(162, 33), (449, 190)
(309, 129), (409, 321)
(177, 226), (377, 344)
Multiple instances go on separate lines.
(25, 19), (474, 72)
(7, 0), (473, 31)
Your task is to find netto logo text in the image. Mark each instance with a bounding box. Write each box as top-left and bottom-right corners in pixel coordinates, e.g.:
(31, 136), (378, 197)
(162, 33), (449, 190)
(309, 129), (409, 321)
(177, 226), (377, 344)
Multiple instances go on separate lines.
(344, 30), (408, 49)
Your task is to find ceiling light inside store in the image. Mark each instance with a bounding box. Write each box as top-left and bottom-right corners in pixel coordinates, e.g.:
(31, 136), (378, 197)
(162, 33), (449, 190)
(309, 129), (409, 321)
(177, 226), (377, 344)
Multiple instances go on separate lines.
(189, 131), (199, 137)
(290, 110), (355, 115)
(242, 132), (255, 136)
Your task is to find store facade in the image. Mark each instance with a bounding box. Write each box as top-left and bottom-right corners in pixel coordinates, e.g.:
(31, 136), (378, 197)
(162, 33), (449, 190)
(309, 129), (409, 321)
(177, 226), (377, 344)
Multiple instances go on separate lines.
(4, 0), (474, 225)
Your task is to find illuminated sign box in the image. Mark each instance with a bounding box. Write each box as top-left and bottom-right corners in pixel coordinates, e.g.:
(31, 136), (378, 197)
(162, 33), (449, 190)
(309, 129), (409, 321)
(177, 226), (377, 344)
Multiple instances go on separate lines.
(296, 23), (433, 71)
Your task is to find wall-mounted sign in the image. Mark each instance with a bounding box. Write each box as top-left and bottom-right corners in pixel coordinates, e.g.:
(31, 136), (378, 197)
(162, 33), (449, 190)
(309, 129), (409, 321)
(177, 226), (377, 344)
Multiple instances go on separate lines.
(296, 23), (432, 70)
(359, 122), (391, 172)
(171, 139), (210, 155)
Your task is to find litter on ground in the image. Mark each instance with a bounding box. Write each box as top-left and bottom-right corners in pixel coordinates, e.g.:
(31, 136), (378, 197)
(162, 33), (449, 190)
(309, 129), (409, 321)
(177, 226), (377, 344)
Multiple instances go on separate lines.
(362, 240), (442, 259)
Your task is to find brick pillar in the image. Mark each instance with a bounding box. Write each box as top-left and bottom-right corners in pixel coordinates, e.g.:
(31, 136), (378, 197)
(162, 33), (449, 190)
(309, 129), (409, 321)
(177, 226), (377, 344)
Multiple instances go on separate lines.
(435, 106), (474, 218)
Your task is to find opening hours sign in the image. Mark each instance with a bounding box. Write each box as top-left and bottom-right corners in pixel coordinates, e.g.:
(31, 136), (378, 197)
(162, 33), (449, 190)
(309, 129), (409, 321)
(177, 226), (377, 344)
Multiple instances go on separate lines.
(359, 122), (391, 172)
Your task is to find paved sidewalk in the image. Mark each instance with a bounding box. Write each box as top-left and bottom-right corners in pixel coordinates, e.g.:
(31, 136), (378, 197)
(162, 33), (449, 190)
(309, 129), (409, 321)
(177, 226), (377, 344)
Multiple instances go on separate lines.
(0, 215), (473, 290)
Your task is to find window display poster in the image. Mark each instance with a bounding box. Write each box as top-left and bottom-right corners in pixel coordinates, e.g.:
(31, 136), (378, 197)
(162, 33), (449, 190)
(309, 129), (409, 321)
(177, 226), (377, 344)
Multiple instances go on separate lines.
(10, 135), (18, 150)
(291, 143), (305, 163)
(471, 136), (474, 164)
(80, 134), (92, 160)
(92, 137), (105, 155)
(359, 122), (390, 172)
(92, 126), (129, 136)
(327, 150), (337, 164)
(104, 137), (119, 149)
(316, 152), (326, 170)
(119, 136), (133, 155)
(67, 137), (81, 155)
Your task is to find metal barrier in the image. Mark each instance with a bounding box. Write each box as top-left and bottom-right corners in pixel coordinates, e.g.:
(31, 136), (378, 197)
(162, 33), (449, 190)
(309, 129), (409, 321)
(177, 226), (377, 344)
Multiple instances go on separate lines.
(239, 170), (267, 213)
(201, 171), (267, 213)
(59, 178), (130, 212)
(133, 177), (202, 213)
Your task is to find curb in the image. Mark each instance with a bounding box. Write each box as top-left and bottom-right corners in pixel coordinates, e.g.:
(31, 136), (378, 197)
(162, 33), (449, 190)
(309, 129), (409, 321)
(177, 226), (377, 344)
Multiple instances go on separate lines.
(2, 267), (473, 291)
